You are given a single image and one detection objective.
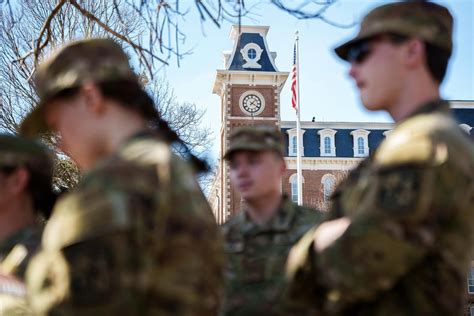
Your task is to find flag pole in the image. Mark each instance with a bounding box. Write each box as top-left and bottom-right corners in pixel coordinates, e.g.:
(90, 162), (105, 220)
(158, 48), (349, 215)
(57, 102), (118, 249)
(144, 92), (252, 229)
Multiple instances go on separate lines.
(295, 31), (303, 206)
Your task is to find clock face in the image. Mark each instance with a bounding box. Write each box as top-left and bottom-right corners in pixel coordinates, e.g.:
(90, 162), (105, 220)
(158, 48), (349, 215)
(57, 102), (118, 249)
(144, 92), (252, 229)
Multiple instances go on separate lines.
(242, 94), (262, 114)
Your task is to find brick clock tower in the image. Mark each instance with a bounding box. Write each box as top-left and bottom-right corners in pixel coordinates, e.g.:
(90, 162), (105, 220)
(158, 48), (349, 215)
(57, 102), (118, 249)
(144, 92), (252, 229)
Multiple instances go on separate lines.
(212, 25), (288, 223)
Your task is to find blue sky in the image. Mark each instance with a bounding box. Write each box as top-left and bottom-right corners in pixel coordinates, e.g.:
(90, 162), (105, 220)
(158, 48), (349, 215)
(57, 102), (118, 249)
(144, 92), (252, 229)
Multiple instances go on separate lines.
(162, 0), (474, 159)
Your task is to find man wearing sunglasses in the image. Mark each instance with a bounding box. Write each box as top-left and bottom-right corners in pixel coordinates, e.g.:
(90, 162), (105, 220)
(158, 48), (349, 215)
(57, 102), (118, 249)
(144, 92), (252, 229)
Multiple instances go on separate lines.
(286, 1), (474, 315)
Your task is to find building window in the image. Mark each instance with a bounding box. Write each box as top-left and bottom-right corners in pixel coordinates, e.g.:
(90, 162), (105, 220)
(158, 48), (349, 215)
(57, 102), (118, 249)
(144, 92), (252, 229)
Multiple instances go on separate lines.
(247, 48), (257, 59)
(468, 267), (474, 294)
(470, 306), (474, 316)
(324, 137), (331, 154)
(286, 128), (305, 157)
(289, 174), (304, 203)
(350, 129), (370, 157)
(357, 137), (365, 155)
(292, 136), (297, 155)
(321, 174), (336, 201)
(318, 129), (337, 157)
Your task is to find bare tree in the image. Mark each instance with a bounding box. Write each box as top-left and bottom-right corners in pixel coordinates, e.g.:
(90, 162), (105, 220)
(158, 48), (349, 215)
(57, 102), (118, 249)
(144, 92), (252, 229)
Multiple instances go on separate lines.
(0, 0), (213, 189)
(1, 0), (350, 80)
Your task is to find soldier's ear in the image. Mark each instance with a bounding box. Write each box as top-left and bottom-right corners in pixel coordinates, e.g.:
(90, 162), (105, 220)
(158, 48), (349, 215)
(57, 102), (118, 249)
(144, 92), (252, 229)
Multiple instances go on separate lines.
(404, 38), (425, 69)
(80, 82), (106, 115)
(7, 167), (30, 196)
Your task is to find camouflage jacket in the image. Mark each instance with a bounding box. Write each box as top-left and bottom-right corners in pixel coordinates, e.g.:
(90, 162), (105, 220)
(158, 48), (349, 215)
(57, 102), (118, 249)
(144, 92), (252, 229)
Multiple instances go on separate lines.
(221, 196), (324, 316)
(26, 132), (224, 316)
(0, 226), (42, 316)
(286, 100), (474, 316)
(0, 225), (43, 279)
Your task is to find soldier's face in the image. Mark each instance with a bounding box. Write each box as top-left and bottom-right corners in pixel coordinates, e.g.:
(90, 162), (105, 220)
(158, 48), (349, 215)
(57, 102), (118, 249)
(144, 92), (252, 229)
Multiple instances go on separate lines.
(44, 88), (104, 170)
(348, 35), (408, 112)
(228, 150), (285, 203)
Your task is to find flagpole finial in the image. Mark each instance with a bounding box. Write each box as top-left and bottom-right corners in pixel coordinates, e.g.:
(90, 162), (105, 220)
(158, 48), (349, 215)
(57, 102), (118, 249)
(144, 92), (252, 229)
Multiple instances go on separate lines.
(295, 31), (299, 39)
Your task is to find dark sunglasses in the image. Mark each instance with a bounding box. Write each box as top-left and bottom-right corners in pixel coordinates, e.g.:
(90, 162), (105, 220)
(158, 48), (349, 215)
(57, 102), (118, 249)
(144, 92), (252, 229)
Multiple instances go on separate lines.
(347, 41), (372, 64)
(347, 34), (409, 64)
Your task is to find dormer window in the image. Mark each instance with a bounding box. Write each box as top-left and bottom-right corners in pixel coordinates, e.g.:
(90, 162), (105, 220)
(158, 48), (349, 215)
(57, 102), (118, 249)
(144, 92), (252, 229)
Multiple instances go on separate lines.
(287, 128), (305, 157)
(240, 43), (263, 69)
(247, 48), (257, 59)
(318, 129), (336, 157)
(350, 129), (370, 157)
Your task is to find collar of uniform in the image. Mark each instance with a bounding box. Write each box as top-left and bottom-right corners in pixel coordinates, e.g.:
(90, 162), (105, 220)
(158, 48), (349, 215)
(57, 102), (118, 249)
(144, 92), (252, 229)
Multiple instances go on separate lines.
(238, 195), (297, 235)
(0, 225), (40, 258)
(400, 99), (450, 123)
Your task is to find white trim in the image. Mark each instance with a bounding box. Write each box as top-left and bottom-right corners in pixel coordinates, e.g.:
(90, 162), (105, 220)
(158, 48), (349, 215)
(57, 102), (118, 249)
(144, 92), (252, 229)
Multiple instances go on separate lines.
(460, 123), (472, 134)
(318, 128), (337, 157)
(213, 70), (289, 95)
(450, 100), (474, 109)
(284, 157), (363, 171)
(286, 128), (306, 157)
(239, 90), (265, 116)
(240, 43), (263, 69)
(350, 129), (370, 158)
(282, 120), (394, 130)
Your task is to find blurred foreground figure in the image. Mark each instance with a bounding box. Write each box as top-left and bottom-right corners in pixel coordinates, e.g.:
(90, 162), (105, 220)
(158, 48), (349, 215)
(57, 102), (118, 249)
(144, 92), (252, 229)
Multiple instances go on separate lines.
(286, 2), (474, 315)
(20, 38), (223, 315)
(0, 134), (55, 315)
(221, 126), (323, 316)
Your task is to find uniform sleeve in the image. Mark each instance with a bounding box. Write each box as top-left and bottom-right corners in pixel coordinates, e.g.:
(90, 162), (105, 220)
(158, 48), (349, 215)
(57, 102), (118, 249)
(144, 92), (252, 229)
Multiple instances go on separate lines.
(287, 165), (440, 311)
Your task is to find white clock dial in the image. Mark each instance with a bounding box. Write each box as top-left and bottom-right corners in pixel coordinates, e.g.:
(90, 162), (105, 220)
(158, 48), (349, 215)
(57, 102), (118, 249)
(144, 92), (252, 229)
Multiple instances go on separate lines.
(242, 94), (262, 114)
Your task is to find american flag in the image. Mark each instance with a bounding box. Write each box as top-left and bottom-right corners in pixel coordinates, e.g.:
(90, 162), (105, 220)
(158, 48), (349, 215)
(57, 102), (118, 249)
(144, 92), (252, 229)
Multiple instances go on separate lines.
(291, 42), (297, 110)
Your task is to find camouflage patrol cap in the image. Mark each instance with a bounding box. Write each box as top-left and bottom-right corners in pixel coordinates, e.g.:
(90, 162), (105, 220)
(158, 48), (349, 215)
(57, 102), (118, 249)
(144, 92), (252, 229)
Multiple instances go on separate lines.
(0, 134), (53, 178)
(335, 1), (453, 61)
(20, 38), (139, 137)
(224, 126), (285, 160)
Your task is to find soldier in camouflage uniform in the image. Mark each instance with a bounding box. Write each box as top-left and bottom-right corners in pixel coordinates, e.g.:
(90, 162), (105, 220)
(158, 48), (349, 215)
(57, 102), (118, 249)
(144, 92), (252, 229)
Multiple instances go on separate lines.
(20, 38), (223, 315)
(221, 126), (324, 316)
(0, 134), (55, 315)
(286, 2), (474, 315)
(0, 134), (55, 278)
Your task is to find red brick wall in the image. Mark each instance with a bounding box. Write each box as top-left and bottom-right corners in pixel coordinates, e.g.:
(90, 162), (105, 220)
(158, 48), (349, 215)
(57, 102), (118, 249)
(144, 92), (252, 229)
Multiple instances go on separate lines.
(230, 85), (276, 117)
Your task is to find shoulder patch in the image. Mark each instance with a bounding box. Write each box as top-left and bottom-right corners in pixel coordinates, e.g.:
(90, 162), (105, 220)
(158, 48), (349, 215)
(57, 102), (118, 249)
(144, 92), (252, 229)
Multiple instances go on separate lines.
(375, 113), (451, 167)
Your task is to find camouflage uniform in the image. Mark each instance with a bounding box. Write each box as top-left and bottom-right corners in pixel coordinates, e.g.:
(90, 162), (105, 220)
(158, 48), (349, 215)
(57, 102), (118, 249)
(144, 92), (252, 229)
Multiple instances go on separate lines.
(222, 127), (324, 316)
(287, 3), (474, 316)
(0, 134), (53, 315)
(20, 39), (224, 315)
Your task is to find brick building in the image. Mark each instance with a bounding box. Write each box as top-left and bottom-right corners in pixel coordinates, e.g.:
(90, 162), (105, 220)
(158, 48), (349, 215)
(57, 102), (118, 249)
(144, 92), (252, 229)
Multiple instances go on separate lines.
(208, 25), (474, 313)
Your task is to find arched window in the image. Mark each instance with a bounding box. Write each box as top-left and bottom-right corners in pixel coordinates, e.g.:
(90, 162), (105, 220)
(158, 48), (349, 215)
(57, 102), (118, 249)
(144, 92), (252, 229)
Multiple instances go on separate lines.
(321, 174), (336, 202)
(469, 267), (474, 294)
(286, 128), (305, 157)
(289, 174), (304, 203)
(350, 129), (370, 157)
(357, 137), (365, 155)
(317, 129), (337, 157)
(324, 136), (331, 154)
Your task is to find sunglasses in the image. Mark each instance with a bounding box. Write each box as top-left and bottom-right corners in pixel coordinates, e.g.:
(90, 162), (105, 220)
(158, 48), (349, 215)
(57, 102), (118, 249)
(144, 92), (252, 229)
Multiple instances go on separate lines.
(347, 41), (372, 64)
(347, 34), (409, 64)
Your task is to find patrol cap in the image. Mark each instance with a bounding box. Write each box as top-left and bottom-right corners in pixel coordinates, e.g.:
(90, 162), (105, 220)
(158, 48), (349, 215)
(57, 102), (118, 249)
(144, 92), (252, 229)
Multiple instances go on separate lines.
(335, 1), (453, 61)
(223, 126), (285, 160)
(20, 38), (140, 137)
(0, 134), (53, 178)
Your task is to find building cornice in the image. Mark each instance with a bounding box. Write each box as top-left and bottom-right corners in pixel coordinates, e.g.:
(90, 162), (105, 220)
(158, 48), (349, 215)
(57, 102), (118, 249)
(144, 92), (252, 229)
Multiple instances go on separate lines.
(213, 70), (289, 95)
(281, 120), (394, 130)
